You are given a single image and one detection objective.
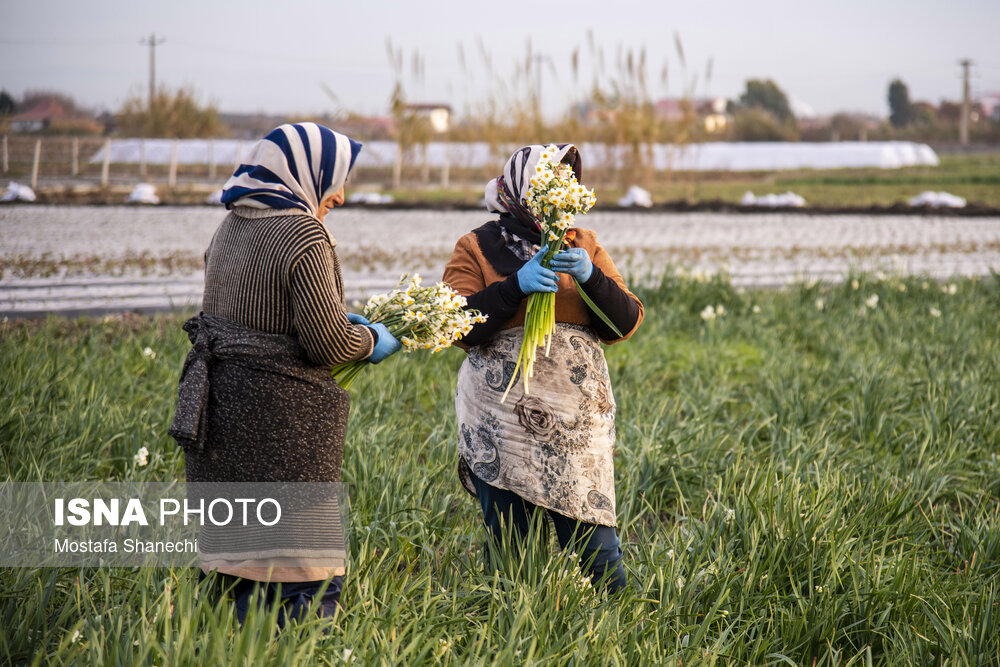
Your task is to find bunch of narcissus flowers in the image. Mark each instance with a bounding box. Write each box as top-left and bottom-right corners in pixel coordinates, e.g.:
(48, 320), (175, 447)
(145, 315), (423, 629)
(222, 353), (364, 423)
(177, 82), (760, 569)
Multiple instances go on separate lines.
(526, 148), (597, 239)
(333, 274), (487, 389)
(502, 146), (605, 403)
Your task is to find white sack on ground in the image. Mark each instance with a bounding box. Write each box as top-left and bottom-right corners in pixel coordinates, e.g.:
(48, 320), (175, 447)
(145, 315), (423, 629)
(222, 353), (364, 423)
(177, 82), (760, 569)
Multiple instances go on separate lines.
(908, 191), (967, 208)
(618, 185), (653, 207)
(127, 183), (160, 204)
(1, 182), (37, 202)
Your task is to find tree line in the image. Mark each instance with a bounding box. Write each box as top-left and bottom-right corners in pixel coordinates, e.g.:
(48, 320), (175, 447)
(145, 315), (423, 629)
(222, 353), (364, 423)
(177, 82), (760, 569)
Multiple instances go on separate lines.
(1, 76), (996, 145)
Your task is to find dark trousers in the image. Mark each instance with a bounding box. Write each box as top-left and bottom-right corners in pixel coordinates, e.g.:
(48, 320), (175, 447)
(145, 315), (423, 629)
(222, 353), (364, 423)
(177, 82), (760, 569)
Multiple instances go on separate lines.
(470, 471), (627, 593)
(201, 571), (343, 627)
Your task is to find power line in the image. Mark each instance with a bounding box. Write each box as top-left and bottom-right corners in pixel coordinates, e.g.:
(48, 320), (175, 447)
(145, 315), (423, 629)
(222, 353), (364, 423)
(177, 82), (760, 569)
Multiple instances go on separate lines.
(168, 39), (386, 73)
(0, 38), (135, 46)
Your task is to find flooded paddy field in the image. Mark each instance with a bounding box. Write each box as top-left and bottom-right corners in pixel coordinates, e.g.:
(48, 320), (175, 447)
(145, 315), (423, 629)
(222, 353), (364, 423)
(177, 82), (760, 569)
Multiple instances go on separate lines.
(2, 205), (999, 316)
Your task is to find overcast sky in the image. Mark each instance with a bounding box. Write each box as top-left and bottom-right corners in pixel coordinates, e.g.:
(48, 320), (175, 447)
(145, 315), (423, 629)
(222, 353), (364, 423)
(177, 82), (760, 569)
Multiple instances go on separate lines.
(2, 0), (998, 120)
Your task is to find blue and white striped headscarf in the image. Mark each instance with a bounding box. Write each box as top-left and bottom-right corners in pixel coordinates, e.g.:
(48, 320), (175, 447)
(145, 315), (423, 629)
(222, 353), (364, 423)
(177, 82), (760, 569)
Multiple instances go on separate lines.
(221, 122), (362, 219)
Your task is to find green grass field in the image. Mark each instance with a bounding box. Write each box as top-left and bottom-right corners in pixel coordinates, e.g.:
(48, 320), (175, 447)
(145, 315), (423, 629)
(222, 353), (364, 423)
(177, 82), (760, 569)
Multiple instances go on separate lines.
(2, 272), (999, 665)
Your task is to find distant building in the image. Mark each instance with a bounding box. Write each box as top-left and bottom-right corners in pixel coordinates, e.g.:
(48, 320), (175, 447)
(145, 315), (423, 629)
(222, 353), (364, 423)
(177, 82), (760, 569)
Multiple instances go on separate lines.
(654, 98), (691, 121)
(404, 104), (452, 133)
(10, 98), (68, 132)
(9, 98), (102, 135)
(980, 93), (1000, 123)
(700, 98), (730, 134)
(337, 115), (394, 140)
(656, 97), (731, 133)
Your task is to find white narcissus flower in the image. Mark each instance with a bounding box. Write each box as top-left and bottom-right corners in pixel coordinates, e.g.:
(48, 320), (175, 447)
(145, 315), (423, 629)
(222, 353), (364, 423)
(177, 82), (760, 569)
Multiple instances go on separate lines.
(815, 298), (824, 311)
(929, 307), (941, 318)
(134, 447), (149, 467)
(715, 305), (726, 316)
(752, 305), (761, 314)
(355, 275), (487, 359)
(851, 279), (860, 290)
(142, 347), (156, 359)
(865, 294), (879, 309)
(700, 306), (717, 322)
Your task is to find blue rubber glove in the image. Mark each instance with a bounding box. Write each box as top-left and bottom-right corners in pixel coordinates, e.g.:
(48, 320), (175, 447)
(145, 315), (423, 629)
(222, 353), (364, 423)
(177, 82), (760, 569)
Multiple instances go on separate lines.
(347, 312), (370, 326)
(549, 247), (593, 282)
(367, 322), (401, 364)
(516, 245), (559, 294)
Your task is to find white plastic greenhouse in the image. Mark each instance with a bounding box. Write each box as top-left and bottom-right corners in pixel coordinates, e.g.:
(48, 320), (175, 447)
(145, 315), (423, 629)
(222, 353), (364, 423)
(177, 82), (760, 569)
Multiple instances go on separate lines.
(90, 139), (939, 172)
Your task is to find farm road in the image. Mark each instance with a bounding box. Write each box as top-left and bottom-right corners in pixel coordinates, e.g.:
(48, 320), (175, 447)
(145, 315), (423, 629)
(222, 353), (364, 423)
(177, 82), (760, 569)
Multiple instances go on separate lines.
(2, 205), (999, 317)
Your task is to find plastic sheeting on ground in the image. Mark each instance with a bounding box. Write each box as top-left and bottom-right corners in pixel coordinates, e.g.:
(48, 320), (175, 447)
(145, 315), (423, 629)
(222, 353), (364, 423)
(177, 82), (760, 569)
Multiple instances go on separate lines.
(741, 191), (807, 207)
(908, 191), (967, 208)
(348, 192), (394, 205)
(90, 140), (940, 172)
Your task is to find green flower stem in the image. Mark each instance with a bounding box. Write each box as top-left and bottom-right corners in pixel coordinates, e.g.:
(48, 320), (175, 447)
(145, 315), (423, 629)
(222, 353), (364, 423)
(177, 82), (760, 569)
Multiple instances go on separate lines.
(331, 359), (366, 389)
(500, 225), (574, 402)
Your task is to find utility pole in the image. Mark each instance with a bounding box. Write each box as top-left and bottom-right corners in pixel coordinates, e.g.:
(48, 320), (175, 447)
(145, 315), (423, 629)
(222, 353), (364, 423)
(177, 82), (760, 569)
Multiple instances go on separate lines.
(959, 58), (973, 147)
(140, 33), (166, 110)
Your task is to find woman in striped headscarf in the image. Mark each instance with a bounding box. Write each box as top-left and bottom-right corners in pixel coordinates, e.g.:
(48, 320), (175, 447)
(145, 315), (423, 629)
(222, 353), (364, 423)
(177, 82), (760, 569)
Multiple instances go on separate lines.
(443, 144), (644, 593)
(170, 122), (401, 625)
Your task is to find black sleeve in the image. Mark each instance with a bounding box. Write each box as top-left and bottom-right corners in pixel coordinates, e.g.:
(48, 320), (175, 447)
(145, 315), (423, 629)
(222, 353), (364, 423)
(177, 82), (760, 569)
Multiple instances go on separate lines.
(460, 273), (526, 347)
(579, 265), (641, 341)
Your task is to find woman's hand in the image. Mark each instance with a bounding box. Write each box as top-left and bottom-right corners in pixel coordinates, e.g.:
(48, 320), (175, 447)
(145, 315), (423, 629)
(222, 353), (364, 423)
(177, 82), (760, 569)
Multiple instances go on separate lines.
(347, 312), (370, 326)
(516, 245), (559, 294)
(549, 248), (593, 283)
(367, 323), (402, 363)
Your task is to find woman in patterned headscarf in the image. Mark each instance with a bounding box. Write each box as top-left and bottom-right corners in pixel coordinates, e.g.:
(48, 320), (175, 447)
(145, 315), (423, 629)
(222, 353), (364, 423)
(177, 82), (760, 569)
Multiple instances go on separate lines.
(170, 122), (401, 625)
(443, 144), (644, 592)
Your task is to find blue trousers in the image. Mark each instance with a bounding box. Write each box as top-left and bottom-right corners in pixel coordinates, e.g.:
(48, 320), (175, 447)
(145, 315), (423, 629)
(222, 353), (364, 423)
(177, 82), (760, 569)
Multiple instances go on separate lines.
(470, 471), (627, 593)
(201, 571), (342, 627)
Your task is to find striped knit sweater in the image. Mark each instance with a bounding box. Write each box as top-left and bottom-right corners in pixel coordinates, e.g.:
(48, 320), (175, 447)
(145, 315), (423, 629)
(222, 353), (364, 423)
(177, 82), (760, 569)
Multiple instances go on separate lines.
(202, 206), (374, 367)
